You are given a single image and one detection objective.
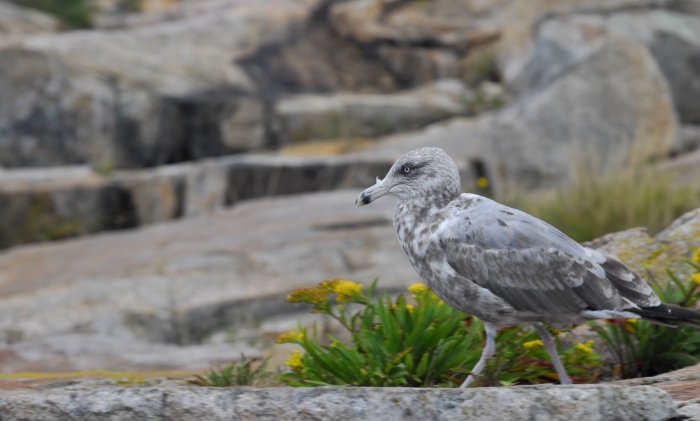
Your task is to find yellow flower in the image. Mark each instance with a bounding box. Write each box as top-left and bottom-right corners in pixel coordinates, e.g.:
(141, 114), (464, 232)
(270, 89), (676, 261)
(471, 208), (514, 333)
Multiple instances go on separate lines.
(523, 340), (544, 349)
(575, 343), (594, 355)
(692, 248), (700, 263)
(405, 304), (415, 314)
(337, 305), (344, 310)
(328, 280), (364, 302)
(438, 300), (445, 307)
(277, 330), (304, 344)
(286, 350), (304, 371)
(286, 287), (328, 305)
(408, 284), (430, 293)
(586, 339), (595, 347)
(692, 273), (700, 286)
(477, 177), (489, 189)
(627, 318), (638, 324)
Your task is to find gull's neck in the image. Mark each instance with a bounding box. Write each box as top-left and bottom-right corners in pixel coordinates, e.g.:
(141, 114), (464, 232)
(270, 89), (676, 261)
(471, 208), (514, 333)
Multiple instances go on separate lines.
(393, 194), (455, 254)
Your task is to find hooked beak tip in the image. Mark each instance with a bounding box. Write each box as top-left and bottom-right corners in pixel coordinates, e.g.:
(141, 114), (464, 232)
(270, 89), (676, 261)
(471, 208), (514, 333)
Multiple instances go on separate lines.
(355, 192), (370, 208)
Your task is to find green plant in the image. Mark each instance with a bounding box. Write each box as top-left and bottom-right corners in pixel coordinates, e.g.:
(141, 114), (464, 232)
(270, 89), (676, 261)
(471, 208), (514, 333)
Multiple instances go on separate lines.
(10, 0), (93, 28)
(591, 252), (700, 379)
(278, 280), (602, 387)
(502, 167), (700, 243)
(189, 356), (270, 387)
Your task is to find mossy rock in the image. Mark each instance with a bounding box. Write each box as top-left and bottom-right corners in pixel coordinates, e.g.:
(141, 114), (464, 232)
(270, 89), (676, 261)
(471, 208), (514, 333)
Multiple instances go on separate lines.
(587, 208), (700, 287)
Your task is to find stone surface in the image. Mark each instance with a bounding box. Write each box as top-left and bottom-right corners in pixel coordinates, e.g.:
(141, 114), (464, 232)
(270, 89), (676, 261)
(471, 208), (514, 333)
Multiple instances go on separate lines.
(584, 207), (700, 288)
(0, 384), (679, 421)
(659, 148), (700, 187)
(238, 19), (399, 95)
(273, 79), (475, 143)
(0, 189), (415, 351)
(619, 363), (700, 402)
(0, 0), (322, 169)
(0, 334), (260, 373)
(674, 125), (700, 156)
(512, 9), (700, 123)
(0, 155), (393, 249)
(0, 1), (59, 36)
(361, 37), (676, 191)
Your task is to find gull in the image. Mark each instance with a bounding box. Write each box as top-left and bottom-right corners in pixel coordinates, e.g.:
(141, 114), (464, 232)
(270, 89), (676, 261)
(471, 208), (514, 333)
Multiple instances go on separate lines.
(356, 147), (700, 387)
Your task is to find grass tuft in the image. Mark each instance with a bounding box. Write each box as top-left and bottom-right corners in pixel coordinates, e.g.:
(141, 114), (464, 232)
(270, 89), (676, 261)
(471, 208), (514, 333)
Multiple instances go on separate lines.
(501, 167), (700, 243)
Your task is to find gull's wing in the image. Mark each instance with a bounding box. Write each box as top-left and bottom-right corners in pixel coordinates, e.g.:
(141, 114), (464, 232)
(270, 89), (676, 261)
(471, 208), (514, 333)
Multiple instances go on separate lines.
(434, 194), (659, 314)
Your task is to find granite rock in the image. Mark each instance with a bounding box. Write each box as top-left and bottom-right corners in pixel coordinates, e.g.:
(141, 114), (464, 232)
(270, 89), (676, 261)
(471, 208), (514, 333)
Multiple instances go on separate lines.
(0, 0), (322, 169)
(512, 9), (700, 123)
(0, 384), (678, 421)
(0, 1), (59, 36)
(362, 37), (676, 191)
(272, 79), (474, 143)
(0, 155), (394, 248)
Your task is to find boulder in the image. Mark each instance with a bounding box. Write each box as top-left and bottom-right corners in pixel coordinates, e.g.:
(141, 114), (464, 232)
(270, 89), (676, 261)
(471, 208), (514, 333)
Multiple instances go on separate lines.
(674, 125), (700, 156)
(328, 0), (504, 86)
(272, 79), (475, 143)
(236, 22), (400, 95)
(511, 9), (700, 123)
(585, 207), (700, 287)
(362, 37), (676, 191)
(0, 155), (394, 249)
(0, 0), (322, 169)
(0, 1), (59, 36)
(0, 189), (415, 349)
(0, 167), (138, 249)
(0, 385), (678, 421)
(0, 334), (260, 372)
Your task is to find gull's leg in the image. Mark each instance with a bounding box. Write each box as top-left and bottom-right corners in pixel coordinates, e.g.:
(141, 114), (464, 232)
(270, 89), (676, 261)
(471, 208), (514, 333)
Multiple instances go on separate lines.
(534, 323), (573, 385)
(460, 322), (497, 388)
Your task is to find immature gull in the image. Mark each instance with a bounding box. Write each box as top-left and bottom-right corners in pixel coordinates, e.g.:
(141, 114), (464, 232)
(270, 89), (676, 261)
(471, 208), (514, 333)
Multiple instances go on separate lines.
(356, 147), (700, 387)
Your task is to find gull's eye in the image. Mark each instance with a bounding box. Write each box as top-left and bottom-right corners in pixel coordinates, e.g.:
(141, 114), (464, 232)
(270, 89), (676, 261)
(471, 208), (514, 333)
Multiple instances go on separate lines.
(402, 166), (411, 173)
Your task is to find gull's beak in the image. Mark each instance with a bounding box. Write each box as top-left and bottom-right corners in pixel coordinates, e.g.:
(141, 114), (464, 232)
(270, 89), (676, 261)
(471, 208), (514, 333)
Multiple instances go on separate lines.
(356, 176), (392, 208)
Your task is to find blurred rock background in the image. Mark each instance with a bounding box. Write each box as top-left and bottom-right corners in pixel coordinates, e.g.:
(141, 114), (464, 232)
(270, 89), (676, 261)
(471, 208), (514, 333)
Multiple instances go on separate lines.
(0, 0), (699, 382)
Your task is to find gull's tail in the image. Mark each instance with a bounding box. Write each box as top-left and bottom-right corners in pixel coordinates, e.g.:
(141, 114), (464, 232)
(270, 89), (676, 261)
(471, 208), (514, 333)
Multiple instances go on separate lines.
(627, 303), (700, 329)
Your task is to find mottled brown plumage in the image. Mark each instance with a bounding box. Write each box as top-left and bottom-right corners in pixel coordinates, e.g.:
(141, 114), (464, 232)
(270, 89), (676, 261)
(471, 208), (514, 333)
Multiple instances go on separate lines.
(356, 147), (700, 387)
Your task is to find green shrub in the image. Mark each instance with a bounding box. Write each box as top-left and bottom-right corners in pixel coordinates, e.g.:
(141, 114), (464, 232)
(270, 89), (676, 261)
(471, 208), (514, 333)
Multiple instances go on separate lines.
(10, 0), (93, 28)
(189, 356), (271, 387)
(591, 252), (700, 379)
(278, 280), (602, 387)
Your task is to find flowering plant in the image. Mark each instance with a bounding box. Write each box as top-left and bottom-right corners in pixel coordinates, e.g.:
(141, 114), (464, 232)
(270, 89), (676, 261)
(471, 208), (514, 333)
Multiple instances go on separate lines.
(591, 248), (700, 378)
(278, 280), (601, 387)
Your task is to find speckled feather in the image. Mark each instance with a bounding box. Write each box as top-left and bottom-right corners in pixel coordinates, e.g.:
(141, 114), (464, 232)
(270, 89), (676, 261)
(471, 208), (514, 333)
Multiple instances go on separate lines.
(367, 147), (689, 330)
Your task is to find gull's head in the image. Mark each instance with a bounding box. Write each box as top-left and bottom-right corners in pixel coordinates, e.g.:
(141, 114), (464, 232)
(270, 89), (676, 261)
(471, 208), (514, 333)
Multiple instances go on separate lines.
(356, 147), (461, 207)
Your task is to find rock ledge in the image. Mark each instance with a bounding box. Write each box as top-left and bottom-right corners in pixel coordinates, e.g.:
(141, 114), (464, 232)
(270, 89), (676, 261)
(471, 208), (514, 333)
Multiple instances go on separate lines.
(0, 384), (678, 421)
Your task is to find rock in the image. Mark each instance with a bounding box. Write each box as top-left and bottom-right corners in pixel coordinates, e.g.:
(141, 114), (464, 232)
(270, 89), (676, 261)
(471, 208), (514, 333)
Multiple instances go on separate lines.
(673, 125), (700, 156)
(0, 155), (394, 249)
(362, 37), (676, 191)
(618, 363), (700, 401)
(0, 384), (678, 421)
(0, 167), (138, 249)
(512, 9), (700, 123)
(328, 0), (504, 87)
(273, 79), (474, 143)
(659, 148), (700, 187)
(487, 37), (676, 189)
(238, 21), (400, 95)
(0, 189), (416, 351)
(585, 207), (700, 287)
(0, 334), (260, 372)
(0, 1), (59, 36)
(0, 0), (322, 169)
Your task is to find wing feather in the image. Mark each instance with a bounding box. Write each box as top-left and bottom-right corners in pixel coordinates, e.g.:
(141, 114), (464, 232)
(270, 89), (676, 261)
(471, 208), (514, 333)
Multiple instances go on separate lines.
(435, 194), (659, 314)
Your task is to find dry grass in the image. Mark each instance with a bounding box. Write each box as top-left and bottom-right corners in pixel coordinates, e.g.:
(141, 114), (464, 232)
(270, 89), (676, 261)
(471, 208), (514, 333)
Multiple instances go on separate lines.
(500, 166), (700, 243)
